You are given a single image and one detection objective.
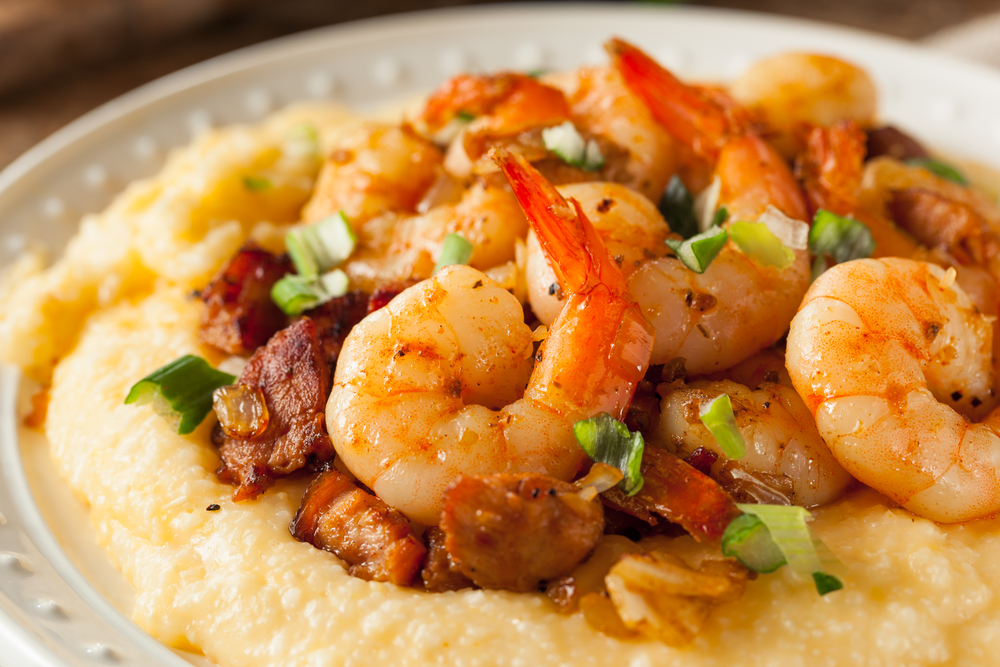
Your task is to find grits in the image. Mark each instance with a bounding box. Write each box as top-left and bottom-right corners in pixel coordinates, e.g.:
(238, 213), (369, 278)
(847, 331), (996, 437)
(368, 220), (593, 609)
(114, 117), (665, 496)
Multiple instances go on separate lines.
(6, 85), (1000, 667)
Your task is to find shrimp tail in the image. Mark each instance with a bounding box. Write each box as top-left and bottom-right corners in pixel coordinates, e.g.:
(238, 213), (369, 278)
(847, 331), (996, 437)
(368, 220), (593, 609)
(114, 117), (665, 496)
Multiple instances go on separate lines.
(605, 37), (732, 160)
(492, 148), (621, 295)
(491, 146), (654, 421)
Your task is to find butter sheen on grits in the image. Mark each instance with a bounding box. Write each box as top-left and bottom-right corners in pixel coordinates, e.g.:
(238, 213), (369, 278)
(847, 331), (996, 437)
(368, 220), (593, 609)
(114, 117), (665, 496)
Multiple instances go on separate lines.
(6, 101), (1000, 665)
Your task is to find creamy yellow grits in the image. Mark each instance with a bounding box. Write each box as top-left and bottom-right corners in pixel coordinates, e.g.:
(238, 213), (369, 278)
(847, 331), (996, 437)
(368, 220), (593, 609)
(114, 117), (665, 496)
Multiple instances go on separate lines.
(5, 101), (1000, 667)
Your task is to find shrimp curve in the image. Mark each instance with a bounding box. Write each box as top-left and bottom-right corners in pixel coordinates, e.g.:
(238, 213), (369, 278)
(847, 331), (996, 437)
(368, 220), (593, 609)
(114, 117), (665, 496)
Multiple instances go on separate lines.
(787, 257), (1000, 523)
(326, 149), (654, 525)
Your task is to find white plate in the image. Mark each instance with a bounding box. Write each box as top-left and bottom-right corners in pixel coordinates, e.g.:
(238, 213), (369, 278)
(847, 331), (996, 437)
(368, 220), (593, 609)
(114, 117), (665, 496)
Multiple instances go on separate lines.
(3, 4), (1000, 666)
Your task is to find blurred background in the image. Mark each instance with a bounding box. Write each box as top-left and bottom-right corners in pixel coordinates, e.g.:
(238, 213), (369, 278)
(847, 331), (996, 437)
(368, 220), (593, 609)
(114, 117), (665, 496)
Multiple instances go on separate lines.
(2, 0), (999, 170)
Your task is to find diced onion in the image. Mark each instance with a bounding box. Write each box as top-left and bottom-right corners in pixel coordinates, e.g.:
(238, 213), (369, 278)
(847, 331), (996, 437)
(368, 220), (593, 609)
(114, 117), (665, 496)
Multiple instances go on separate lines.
(213, 383), (269, 439)
(757, 205), (808, 250)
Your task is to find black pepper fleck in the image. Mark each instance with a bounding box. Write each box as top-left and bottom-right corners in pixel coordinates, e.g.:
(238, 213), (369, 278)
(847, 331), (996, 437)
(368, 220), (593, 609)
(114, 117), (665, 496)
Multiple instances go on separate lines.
(952, 391), (963, 401)
(206, 504), (221, 512)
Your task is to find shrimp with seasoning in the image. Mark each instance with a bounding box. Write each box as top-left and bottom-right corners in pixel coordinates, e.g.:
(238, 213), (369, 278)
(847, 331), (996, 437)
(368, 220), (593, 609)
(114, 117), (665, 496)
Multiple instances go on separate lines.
(529, 39), (810, 374)
(786, 257), (1000, 523)
(658, 349), (853, 509)
(326, 148), (654, 525)
(299, 122), (529, 293)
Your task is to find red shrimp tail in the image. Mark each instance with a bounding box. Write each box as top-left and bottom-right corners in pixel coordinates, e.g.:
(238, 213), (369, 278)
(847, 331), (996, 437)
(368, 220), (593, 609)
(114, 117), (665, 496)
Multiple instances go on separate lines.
(606, 37), (730, 161)
(492, 147), (626, 297)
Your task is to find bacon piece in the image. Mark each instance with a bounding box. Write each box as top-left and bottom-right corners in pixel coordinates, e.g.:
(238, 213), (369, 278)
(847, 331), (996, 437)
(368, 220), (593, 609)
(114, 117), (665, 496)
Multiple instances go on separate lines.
(215, 318), (333, 500)
(890, 187), (1000, 266)
(303, 291), (369, 369)
(440, 473), (604, 593)
(602, 447), (739, 543)
(291, 468), (427, 586)
(865, 125), (929, 162)
(420, 527), (474, 592)
(199, 242), (292, 354)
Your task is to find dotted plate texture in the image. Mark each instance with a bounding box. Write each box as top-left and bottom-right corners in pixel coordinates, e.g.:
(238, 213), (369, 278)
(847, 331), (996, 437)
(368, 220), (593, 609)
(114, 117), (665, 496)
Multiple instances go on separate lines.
(2, 3), (1000, 666)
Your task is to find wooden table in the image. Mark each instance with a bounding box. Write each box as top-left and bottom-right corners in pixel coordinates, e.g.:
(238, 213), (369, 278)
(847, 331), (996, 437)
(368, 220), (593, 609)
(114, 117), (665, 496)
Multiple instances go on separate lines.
(1, 0), (998, 171)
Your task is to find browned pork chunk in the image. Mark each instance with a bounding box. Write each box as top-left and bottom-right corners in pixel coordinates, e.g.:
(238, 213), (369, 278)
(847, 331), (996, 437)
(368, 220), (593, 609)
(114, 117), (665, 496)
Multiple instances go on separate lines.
(291, 468), (427, 586)
(890, 187), (999, 266)
(215, 318), (333, 500)
(602, 446), (740, 543)
(199, 242), (292, 354)
(440, 473), (604, 593)
(420, 527), (474, 592)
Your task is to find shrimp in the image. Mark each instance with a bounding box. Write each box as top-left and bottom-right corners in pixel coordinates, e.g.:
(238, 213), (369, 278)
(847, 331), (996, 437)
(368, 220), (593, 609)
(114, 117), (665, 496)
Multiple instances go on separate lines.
(526, 40), (810, 373)
(299, 122), (529, 293)
(786, 257), (1000, 523)
(657, 352), (853, 508)
(541, 66), (677, 202)
(326, 149), (654, 525)
(729, 53), (878, 159)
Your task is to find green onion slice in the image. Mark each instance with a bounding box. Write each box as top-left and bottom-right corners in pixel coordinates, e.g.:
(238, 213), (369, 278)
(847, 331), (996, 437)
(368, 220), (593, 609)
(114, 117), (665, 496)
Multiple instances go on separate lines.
(693, 176), (721, 232)
(711, 205), (729, 228)
(432, 233), (474, 275)
(809, 209), (876, 265)
(242, 176), (272, 192)
(542, 121), (605, 171)
(698, 393), (746, 460)
(721, 513), (787, 573)
(811, 255), (829, 282)
(125, 355), (235, 435)
(658, 175), (699, 239)
(573, 413), (645, 496)
(665, 225), (728, 274)
(284, 123), (320, 158)
(729, 221), (795, 269)
(271, 269), (350, 316)
(907, 157), (968, 185)
(285, 211), (357, 279)
(758, 205), (808, 250)
(735, 503), (843, 596)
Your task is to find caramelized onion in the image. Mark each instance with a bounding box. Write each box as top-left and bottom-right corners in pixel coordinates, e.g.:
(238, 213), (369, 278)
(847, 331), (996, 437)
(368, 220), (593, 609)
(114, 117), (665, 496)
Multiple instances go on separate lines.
(213, 383), (269, 439)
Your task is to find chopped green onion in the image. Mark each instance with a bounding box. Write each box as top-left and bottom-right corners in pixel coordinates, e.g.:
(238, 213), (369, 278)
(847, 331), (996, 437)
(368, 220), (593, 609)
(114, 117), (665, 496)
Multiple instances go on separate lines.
(711, 205), (729, 228)
(271, 269), (350, 316)
(125, 355), (235, 435)
(573, 413), (645, 496)
(432, 233), (474, 275)
(813, 571), (844, 595)
(285, 211), (357, 279)
(907, 157), (968, 185)
(735, 503), (843, 596)
(693, 176), (721, 232)
(242, 176), (272, 192)
(526, 69), (547, 79)
(729, 221), (795, 269)
(721, 513), (786, 573)
(665, 225), (728, 274)
(758, 205), (808, 249)
(698, 393), (745, 460)
(659, 176), (698, 239)
(809, 209), (876, 265)
(542, 121), (605, 171)
(455, 110), (475, 122)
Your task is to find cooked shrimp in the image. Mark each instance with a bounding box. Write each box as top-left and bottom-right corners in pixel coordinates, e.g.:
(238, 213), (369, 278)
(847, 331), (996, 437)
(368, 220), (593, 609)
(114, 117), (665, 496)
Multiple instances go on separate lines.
(527, 40), (812, 373)
(657, 370), (853, 509)
(327, 149), (654, 524)
(729, 53), (878, 159)
(542, 66), (677, 202)
(786, 257), (1000, 523)
(299, 122), (529, 292)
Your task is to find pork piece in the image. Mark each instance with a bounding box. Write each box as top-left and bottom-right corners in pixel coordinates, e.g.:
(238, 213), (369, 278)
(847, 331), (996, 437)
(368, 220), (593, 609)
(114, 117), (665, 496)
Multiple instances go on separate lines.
(420, 527), (474, 592)
(602, 446), (740, 543)
(301, 284), (406, 372)
(215, 318), (333, 501)
(291, 468), (427, 586)
(199, 242), (292, 354)
(440, 473), (604, 593)
(865, 125), (929, 162)
(890, 187), (999, 266)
